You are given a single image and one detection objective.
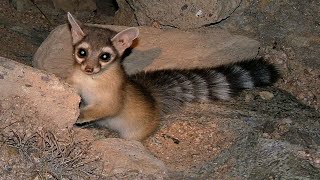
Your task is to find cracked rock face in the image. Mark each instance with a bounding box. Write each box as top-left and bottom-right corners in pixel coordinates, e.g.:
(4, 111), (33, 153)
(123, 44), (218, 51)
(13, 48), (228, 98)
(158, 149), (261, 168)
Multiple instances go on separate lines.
(0, 57), (80, 135)
(51, 0), (97, 12)
(115, 0), (242, 28)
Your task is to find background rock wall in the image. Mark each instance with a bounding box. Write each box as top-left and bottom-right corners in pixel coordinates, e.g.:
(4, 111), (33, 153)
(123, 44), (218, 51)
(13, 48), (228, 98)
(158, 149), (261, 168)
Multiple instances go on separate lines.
(116, 0), (242, 28)
(114, 0), (320, 68)
(217, 0), (320, 68)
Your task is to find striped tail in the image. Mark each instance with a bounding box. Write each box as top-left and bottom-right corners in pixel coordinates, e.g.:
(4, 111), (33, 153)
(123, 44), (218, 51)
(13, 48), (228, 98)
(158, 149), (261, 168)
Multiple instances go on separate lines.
(130, 58), (280, 114)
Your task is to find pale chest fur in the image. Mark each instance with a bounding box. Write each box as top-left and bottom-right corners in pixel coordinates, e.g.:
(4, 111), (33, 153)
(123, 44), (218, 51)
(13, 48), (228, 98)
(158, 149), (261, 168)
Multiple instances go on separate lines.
(67, 69), (119, 105)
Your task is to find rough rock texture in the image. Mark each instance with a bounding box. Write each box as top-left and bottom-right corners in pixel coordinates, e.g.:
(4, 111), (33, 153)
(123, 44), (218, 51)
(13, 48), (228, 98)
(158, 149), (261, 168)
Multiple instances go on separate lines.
(195, 88), (320, 179)
(9, 0), (34, 11)
(113, 0), (319, 67)
(144, 88), (320, 178)
(90, 139), (167, 178)
(0, 57), (167, 179)
(115, 0), (241, 28)
(211, 0), (320, 110)
(218, 0), (320, 68)
(114, 0), (137, 27)
(0, 56), (80, 135)
(51, 0), (97, 12)
(32, 24), (260, 77)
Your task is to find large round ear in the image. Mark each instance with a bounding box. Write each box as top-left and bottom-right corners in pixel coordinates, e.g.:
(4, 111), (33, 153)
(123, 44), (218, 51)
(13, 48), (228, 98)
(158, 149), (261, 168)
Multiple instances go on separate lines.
(67, 12), (85, 45)
(111, 27), (139, 55)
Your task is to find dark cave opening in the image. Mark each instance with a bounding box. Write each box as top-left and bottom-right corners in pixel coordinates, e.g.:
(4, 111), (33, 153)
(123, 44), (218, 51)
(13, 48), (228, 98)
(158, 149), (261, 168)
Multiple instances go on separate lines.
(96, 0), (119, 16)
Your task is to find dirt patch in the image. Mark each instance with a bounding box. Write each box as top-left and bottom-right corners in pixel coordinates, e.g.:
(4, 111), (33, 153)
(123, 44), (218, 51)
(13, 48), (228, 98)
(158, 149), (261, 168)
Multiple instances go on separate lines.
(145, 103), (235, 172)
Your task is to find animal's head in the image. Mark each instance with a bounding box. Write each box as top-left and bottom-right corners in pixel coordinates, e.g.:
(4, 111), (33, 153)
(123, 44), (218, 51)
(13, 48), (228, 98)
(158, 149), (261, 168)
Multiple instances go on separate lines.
(67, 12), (139, 75)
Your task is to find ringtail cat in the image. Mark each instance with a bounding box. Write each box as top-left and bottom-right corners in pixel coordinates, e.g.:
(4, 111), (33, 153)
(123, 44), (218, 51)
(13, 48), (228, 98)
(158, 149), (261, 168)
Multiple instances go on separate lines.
(66, 13), (280, 141)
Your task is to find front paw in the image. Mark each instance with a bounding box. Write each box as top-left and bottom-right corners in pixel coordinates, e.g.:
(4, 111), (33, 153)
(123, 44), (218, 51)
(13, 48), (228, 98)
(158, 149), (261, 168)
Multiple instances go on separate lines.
(75, 111), (96, 125)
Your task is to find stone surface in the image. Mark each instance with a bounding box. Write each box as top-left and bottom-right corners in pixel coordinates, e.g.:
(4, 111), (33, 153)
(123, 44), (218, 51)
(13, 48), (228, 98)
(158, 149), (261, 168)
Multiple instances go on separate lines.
(90, 138), (167, 178)
(210, 0), (320, 110)
(9, 0), (34, 11)
(33, 24), (260, 78)
(259, 91), (274, 100)
(195, 88), (320, 179)
(0, 56), (80, 135)
(218, 0), (320, 68)
(146, 88), (320, 178)
(51, 0), (97, 12)
(115, 0), (241, 29)
(114, 0), (138, 27)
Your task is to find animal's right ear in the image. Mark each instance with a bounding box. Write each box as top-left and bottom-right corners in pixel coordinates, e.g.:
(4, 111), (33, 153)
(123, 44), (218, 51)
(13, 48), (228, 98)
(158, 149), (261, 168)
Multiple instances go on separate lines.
(67, 12), (85, 44)
(111, 27), (139, 55)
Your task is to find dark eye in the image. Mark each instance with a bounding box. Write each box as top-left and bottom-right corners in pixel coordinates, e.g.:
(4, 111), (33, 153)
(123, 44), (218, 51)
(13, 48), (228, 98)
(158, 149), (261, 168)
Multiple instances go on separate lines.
(100, 53), (111, 61)
(78, 48), (87, 58)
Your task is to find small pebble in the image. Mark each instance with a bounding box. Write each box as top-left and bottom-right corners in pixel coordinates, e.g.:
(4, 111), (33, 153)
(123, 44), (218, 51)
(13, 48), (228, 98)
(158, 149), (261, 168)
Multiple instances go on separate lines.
(259, 91), (274, 100)
(280, 118), (292, 124)
(245, 94), (254, 102)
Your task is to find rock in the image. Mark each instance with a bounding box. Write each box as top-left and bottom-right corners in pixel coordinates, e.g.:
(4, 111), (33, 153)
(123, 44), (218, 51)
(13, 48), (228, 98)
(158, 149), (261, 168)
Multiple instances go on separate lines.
(9, 0), (34, 11)
(90, 139), (167, 178)
(33, 24), (260, 78)
(115, 0), (242, 29)
(200, 138), (320, 179)
(149, 88), (320, 178)
(51, 0), (97, 12)
(9, 26), (46, 45)
(114, 0), (138, 26)
(218, 0), (320, 68)
(0, 57), (80, 136)
(286, 35), (312, 48)
(259, 91), (274, 100)
(145, 102), (239, 173)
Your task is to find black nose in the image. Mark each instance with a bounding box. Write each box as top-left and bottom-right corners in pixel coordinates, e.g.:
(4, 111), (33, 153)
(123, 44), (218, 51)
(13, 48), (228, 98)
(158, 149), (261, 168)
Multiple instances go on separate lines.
(85, 66), (94, 73)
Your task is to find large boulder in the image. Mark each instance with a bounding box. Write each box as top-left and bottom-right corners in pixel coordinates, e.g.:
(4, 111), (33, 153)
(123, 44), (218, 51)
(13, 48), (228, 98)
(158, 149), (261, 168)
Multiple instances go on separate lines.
(145, 88), (320, 178)
(0, 57), (79, 134)
(33, 24), (260, 78)
(218, 0), (320, 68)
(51, 0), (97, 12)
(114, 0), (242, 29)
(9, 0), (34, 11)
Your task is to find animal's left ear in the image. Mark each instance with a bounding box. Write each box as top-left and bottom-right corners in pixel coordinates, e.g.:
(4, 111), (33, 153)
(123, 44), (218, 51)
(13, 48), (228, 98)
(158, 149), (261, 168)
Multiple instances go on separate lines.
(111, 27), (139, 55)
(67, 12), (85, 45)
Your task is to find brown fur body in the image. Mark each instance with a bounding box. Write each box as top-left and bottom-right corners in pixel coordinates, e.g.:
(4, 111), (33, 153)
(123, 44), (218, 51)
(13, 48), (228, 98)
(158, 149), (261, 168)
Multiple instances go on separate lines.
(67, 59), (160, 140)
(66, 13), (279, 141)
